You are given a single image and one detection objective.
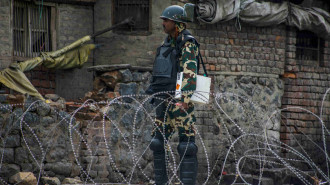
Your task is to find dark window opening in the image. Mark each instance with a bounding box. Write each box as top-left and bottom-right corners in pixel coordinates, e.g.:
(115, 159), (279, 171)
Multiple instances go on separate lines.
(13, 0), (52, 58)
(113, 0), (150, 34)
(295, 30), (324, 66)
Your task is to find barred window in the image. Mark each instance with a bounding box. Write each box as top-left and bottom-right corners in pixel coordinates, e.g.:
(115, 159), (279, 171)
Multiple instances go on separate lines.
(295, 30), (324, 66)
(113, 0), (150, 34)
(13, 0), (53, 58)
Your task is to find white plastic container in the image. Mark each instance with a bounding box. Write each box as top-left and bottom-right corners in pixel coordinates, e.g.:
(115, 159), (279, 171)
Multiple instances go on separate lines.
(175, 72), (183, 99)
(175, 72), (211, 104)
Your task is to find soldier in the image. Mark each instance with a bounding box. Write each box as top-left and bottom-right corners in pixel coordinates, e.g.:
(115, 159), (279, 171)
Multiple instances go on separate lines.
(146, 5), (199, 185)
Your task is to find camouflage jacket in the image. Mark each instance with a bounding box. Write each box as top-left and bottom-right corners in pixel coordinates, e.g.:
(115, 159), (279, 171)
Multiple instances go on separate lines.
(179, 40), (198, 104)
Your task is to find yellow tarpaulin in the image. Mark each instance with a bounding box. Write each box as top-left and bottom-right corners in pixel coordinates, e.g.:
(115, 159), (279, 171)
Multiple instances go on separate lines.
(42, 44), (95, 70)
(0, 64), (45, 100)
(0, 43), (96, 101)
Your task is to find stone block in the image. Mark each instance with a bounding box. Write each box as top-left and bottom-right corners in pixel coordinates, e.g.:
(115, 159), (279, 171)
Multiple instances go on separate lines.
(41, 177), (61, 185)
(3, 134), (20, 148)
(0, 148), (14, 163)
(97, 170), (109, 178)
(36, 102), (51, 116)
(40, 116), (55, 126)
(9, 172), (37, 185)
(0, 94), (8, 103)
(22, 112), (40, 127)
(62, 178), (82, 184)
(82, 156), (99, 164)
(45, 94), (60, 102)
(118, 83), (138, 102)
(132, 72), (143, 82)
(120, 69), (133, 82)
(93, 77), (106, 91)
(100, 70), (122, 89)
(0, 164), (20, 181)
(46, 162), (72, 176)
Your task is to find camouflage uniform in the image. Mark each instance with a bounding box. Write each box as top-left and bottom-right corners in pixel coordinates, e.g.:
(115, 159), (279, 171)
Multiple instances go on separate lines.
(153, 34), (198, 140)
(150, 7), (199, 184)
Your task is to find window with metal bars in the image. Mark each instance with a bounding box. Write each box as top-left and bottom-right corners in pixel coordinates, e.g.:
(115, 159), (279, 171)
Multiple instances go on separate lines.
(13, 0), (52, 58)
(112, 0), (150, 34)
(295, 30), (325, 66)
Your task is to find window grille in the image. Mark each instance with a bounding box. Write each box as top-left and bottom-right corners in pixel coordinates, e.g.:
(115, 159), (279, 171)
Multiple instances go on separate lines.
(13, 0), (52, 58)
(113, 0), (150, 33)
(295, 30), (324, 65)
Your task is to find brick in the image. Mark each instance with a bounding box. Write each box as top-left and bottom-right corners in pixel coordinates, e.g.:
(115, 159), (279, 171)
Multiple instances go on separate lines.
(228, 58), (238, 65)
(229, 52), (236, 58)
(237, 32), (247, 39)
(204, 50), (209, 57)
(40, 80), (51, 88)
(43, 88), (55, 95)
(200, 50), (205, 56)
(105, 92), (119, 99)
(248, 33), (258, 40)
(31, 79), (41, 86)
(209, 50), (215, 57)
(205, 64), (210, 70)
(210, 65), (215, 71)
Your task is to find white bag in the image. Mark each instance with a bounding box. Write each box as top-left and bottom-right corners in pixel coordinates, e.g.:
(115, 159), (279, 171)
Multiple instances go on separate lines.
(175, 72), (211, 104)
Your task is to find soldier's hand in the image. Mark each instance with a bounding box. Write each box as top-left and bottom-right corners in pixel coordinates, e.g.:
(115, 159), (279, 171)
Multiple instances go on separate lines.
(175, 102), (189, 110)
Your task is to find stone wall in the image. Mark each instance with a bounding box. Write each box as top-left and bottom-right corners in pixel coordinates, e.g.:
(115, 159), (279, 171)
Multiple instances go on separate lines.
(0, 94), (81, 183)
(74, 65), (285, 184)
(0, 0), (329, 184)
(77, 65), (154, 183)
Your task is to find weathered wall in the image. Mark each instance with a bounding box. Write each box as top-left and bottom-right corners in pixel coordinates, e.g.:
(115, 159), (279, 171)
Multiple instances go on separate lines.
(25, 66), (56, 95)
(187, 19), (286, 183)
(93, 0), (171, 67)
(55, 3), (94, 100)
(0, 95), (80, 182)
(78, 66), (154, 183)
(281, 28), (330, 170)
(0, 0), (329, 184)
(0, 0), (12, 69)
(0, 1), (92, 98)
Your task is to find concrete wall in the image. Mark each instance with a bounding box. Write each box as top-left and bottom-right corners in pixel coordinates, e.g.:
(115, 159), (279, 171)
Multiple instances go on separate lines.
(0, 0), (12, 69)
(93, 0), (171, 67)
(55, 3), (94, 100)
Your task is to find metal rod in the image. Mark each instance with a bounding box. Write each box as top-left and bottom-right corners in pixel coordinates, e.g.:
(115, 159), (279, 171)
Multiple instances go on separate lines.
(91, 17), (135, 38)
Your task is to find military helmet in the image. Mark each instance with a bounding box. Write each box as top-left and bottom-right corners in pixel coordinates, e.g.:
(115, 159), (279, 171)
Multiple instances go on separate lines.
(160, 5), (188, 23)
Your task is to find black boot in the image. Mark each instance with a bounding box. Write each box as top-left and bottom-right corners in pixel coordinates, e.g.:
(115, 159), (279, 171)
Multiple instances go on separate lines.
(150, 132), (168, 185)
(177, 136), (198, 185)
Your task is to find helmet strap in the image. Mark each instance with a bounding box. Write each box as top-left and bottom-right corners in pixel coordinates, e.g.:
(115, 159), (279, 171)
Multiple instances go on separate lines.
(174, 22), (186, 39)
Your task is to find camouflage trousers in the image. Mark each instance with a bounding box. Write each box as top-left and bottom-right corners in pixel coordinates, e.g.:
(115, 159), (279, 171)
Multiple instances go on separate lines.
(152, 96), (196, 139)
